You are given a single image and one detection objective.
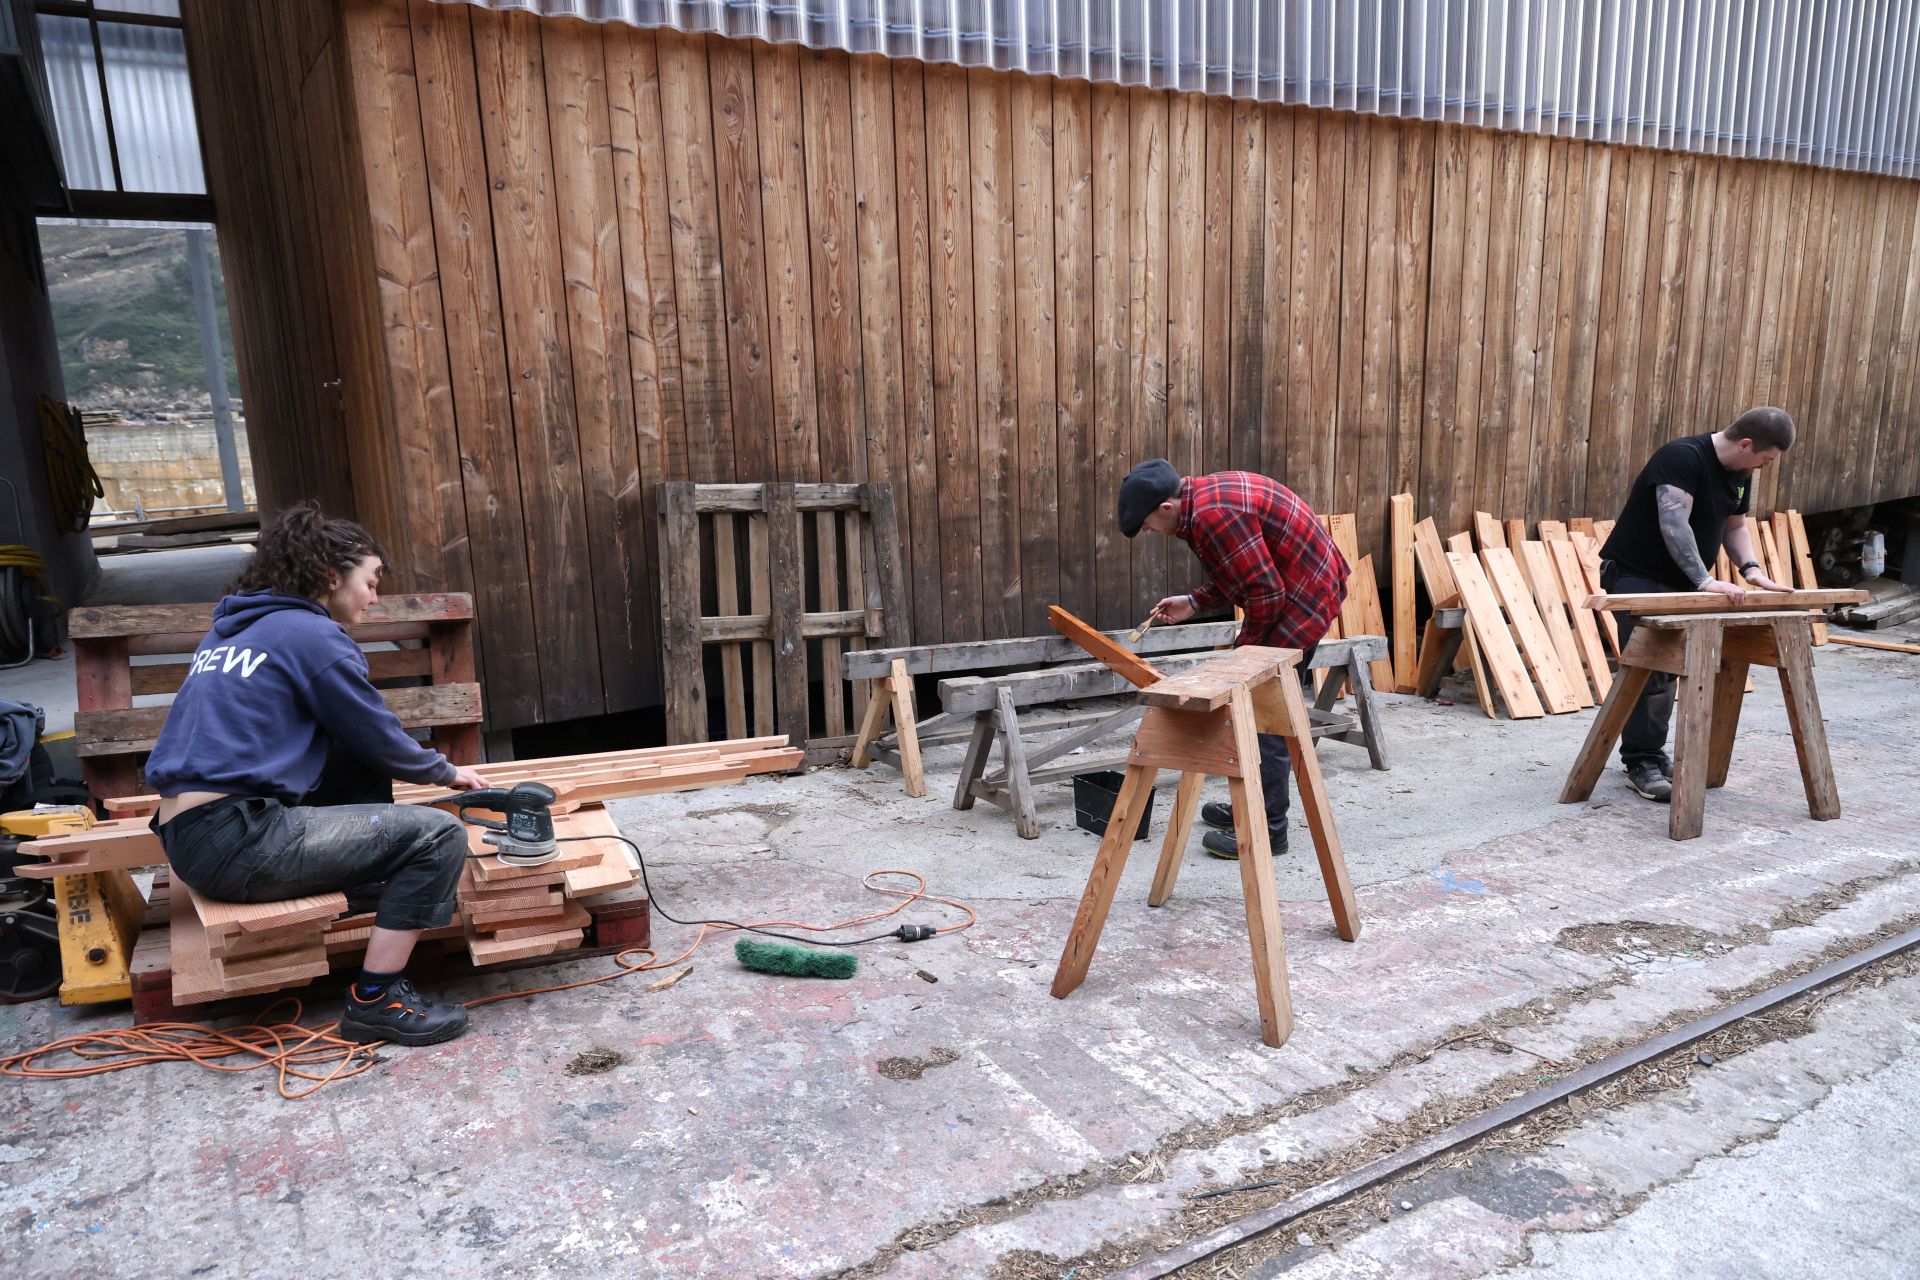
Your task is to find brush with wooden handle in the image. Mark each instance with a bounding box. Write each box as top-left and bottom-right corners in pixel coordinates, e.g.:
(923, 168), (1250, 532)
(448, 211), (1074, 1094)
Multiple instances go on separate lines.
(1124, 606), (1164, 647)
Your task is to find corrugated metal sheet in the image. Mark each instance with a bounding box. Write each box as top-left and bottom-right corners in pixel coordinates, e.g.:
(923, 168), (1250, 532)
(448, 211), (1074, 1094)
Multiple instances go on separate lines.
(437, 0), (1920, 179)
(36, 7), (203, 195)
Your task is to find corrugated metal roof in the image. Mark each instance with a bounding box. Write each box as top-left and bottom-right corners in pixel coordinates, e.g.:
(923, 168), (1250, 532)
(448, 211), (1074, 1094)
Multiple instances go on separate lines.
(437, 0), (1920, 179)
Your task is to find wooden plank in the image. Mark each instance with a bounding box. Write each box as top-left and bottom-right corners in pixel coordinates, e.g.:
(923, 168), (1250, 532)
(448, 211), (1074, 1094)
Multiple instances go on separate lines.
(129, 646), (432, 697)
(470, 7), (601, 723)
(862, 483), (910, 648)
(69, 596), (474, 641)
(752, 43), (820, 482)
(1480, 546), (1582, 713)
(765, 483), (810, 749)
(1326, 513), (1366, 639)
(1049, 761), (1156, 999)
(1225, 98), (1265, 479)
(706, 36), (776, 478)
(849, 55), (910, 630)
(1051, 80), (1096, 623)
(657, 483), (706, 742)
(971, 67), (1022, 638)
(1388, 493), (1418, 692)
(1011, 71), (1060, 636)
(711, 514), (748, 739)
(844, 620), (1241, 680)
(1829, 635), (1920, 656)
(76, 684), (482, 758)
(1583, 590), (1868, 612)
(1410, 516), (1459, 604)
(1349, 555), (1396, 693)
(1548, 537), (1614, 700)
(1517, 540), (1594, 705)
(1504, 519), (1527, 551)
(542, 16), (651, 712)
(892, 61), (943, 643)
(925, 63), (983, 639)
(1445, 551), (1546, 718)
(1473, 511), (1505, 550)
(1140, 646), (1296, 713)
(1091, 83), (1134, 626)
(1046, 605), (1164, 689)
(746, 509), (775, 734)
(1129, 87), (1172, 619)
(799, 51), (865, 488)
(187, 884), (346, 939)
(817, 511), (846, 738)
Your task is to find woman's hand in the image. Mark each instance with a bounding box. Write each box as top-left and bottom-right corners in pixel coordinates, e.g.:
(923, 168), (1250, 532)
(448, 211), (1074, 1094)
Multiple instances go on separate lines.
(448, 764), (490, 791)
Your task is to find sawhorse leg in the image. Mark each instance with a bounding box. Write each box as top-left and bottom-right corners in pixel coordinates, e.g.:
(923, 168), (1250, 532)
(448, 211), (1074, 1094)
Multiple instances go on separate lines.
(1275, 673), (1361, 942)
(1559, 665), (1654, 802)
(952, 712), (995, 811)
(1148, 771), (1206, 908)
(1345, 649), (1389, 771)
(1773, 618), (1841, 821)
(1052, 763), (1160, 999)
(1668, 624), (1724, 841)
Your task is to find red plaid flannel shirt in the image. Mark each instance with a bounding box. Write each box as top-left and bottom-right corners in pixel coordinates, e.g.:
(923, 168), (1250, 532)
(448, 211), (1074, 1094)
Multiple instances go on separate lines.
(1176, 473), (1348, 651)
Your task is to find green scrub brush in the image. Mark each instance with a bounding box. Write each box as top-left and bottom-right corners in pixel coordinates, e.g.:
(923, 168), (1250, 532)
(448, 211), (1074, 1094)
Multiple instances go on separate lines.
(734, 937), (858, 979)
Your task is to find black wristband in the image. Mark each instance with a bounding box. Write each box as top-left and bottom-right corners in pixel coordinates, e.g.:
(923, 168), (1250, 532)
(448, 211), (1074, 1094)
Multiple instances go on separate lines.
(1739, 560), (1762, 574)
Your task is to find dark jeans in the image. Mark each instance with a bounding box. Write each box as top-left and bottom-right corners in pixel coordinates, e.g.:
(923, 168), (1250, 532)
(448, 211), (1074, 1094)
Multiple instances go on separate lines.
(1254, 642), (1320, 834)
(1600, 563), (1676, 770)
(153, 748), (466, 932)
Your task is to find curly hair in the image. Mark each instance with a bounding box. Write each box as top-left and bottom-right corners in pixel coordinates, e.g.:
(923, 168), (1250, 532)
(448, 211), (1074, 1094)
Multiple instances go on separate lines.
(233, 501), (387, 600)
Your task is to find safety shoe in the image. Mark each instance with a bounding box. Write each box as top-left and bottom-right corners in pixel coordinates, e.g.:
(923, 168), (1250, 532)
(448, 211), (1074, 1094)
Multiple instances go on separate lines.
(1200, 828), (1288, 861)
(1200, 802), (1235, 830)
(1625, 762), (1672, 804)
(339, 977), (470, 1047)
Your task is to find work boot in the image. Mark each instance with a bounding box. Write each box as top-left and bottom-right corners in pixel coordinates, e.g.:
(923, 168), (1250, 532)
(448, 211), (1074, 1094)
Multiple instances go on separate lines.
(1625, 761), (1672, 804)
(1200, 802), (1235, 830)
(1200, 828), (1288, 860)
(339, 977), (469, 1047)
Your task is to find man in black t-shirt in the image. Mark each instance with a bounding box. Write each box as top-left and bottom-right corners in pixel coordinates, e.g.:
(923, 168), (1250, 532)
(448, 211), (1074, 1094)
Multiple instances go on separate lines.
(1598, 408), (1796, 802)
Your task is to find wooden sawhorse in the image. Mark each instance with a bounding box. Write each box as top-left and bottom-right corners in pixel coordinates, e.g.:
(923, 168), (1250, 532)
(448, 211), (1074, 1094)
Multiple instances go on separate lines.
(1559, 610), (1838, 841)
(1050, 646), (1362, 1047)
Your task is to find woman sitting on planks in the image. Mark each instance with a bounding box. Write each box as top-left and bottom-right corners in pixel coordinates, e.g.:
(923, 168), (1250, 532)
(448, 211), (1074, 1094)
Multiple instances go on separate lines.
(145, 502), (488, 1046)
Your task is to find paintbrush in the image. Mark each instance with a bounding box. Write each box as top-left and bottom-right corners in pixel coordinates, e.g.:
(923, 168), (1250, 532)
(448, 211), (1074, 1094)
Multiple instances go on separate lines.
(1124, 607), (1163, 647)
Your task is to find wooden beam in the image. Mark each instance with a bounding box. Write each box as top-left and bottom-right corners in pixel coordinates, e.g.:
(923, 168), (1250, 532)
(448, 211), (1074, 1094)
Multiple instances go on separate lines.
(1046, 605), (1165, 688)
(1582, 589), (1868, 612)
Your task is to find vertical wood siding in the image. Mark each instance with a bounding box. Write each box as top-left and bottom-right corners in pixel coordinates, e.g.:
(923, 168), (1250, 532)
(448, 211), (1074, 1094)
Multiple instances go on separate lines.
(190, 3), (1920, 730)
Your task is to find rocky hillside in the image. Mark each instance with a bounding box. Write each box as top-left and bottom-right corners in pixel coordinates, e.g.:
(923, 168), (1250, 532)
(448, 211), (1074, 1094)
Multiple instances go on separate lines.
(39, 222), (241, 414)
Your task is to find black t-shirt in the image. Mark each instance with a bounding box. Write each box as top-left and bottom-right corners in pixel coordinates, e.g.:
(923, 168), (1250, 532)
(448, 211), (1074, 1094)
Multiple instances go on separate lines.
(1600, 433), (1753, 590)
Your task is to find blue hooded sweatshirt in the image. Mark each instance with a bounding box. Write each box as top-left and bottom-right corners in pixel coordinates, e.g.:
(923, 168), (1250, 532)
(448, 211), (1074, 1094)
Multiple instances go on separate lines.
(144, 592), (458, 802)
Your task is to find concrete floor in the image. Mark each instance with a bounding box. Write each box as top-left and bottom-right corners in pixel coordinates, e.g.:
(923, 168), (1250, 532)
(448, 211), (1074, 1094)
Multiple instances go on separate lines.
(2, 603), (1916, 1279)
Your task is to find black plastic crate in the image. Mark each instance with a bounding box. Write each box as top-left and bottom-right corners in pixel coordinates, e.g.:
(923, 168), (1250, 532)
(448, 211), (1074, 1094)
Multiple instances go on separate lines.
(1071, 770), (1153, 842)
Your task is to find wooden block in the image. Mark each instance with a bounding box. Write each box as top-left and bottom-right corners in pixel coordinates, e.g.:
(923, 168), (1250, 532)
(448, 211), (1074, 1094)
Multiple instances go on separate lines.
(469, 843), (603, 884)
(186, 885), (347, 939)
(1139, 647), (1298, 712)
(1517, 541), (1594, 706)
(1389, 494), (1418, 693)
(1473, 511), (1505, 550)
(1047, 605), (1165, 688)
(217, 939), (326, 983)
(491, 902), (592, 942)
(1445, 551), (1546, 718)
(1129, 706), (1245, 778)
(1480, 547), (1582, 714)
(466, 925), (587, 965)
(169, 884), (228, 1005)
(1349, 555), (1397, 694)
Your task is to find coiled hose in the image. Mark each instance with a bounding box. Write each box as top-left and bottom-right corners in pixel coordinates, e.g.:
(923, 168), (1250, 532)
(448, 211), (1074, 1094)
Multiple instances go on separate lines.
(38, 395), (102, 533)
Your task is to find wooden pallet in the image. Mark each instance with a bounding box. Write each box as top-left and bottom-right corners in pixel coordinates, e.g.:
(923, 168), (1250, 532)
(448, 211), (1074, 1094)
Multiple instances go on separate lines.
(657, 481), (908, 755)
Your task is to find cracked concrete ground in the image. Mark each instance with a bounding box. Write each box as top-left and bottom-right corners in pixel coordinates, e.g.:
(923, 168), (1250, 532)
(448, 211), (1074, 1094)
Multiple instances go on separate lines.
(2, 610), (1916, 1279)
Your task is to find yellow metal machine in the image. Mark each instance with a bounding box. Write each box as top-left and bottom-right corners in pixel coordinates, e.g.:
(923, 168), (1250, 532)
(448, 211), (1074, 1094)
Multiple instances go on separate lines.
(1, 808), (147, 1005)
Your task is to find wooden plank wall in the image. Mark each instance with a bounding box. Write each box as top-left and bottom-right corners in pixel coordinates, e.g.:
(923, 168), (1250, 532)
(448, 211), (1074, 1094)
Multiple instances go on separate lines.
(195, 3), (1920, 731)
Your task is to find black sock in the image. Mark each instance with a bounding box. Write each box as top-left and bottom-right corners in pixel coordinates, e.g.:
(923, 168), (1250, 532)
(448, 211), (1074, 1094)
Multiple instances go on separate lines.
(353, 969), (402, 1002)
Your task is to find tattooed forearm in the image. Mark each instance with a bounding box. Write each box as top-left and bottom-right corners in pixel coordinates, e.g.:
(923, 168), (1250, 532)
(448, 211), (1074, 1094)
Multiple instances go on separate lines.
(1655, 483), (1712, 588)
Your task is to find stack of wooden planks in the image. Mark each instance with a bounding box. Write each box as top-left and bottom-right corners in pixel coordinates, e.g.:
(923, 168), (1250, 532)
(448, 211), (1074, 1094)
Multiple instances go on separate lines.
(176, 886), (342, 999)
(1388, 494), (1836, 720)
(456, 806), (636, 965)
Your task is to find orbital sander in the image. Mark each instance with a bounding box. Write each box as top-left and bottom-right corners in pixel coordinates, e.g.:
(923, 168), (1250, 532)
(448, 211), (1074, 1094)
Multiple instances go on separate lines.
(445, 781), (560, 866)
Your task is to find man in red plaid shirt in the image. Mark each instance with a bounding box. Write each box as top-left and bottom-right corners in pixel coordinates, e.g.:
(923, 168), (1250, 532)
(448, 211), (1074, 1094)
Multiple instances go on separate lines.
(1118, 460), (1349, 860)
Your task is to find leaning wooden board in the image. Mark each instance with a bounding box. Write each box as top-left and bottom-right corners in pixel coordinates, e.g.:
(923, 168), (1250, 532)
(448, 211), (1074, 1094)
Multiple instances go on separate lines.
(1445, 549), (1546, 719)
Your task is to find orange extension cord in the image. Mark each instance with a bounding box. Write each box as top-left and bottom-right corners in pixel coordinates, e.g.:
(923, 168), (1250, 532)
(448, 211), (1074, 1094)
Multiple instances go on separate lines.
(0, 870), (974, 1101)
